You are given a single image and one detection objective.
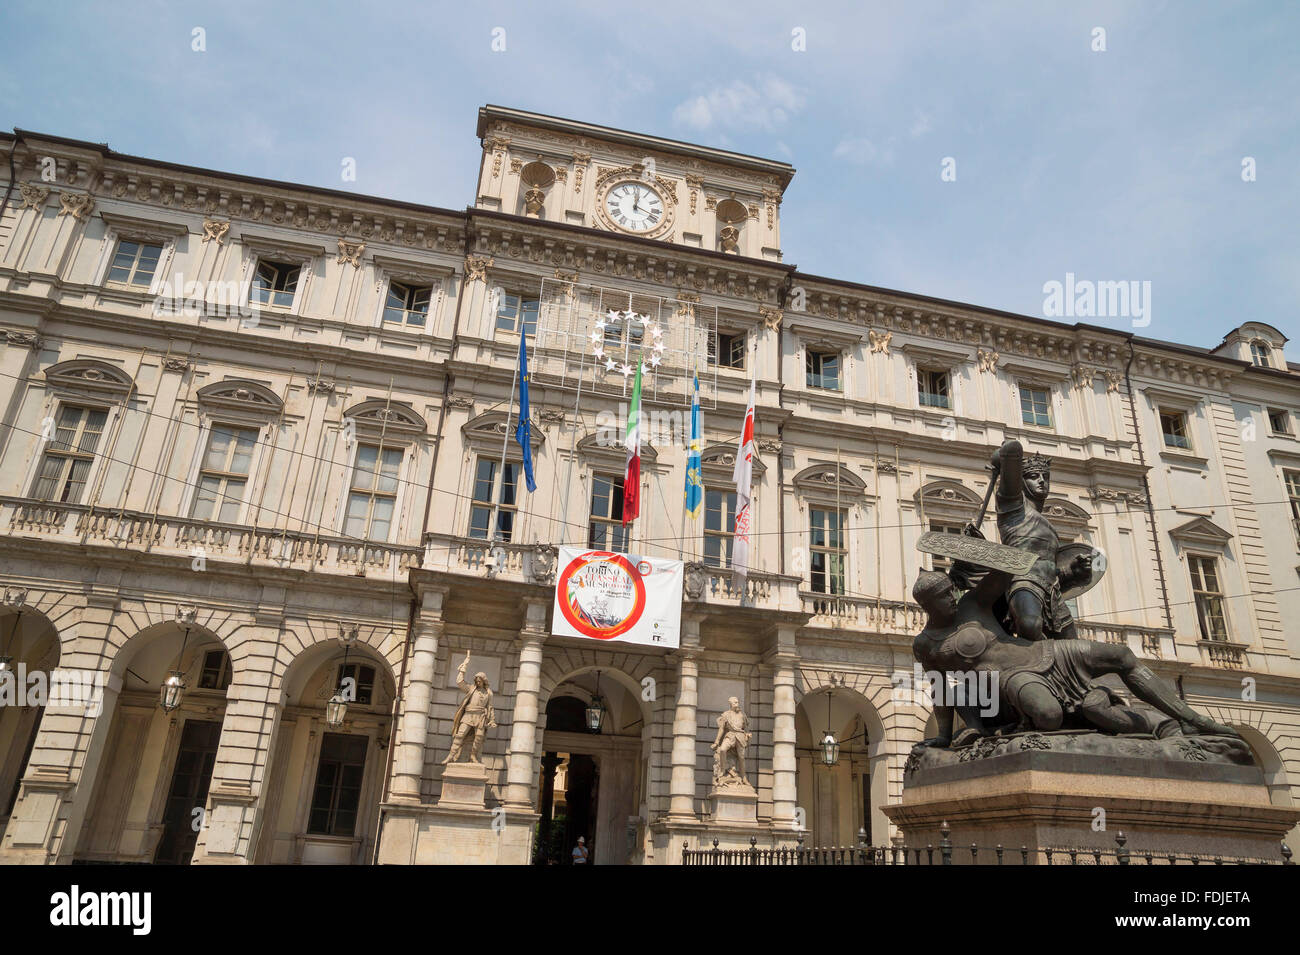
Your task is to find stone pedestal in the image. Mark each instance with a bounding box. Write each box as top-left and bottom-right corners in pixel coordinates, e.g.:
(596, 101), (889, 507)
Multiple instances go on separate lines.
(377, 801), (538, 865)
(437, 762), (489, 810)
(885, 735), (1300, 863)
(706, 782), (759, 826)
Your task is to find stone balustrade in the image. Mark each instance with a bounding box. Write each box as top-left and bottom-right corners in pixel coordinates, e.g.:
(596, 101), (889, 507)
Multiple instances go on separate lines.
(0, 496), (422, 577)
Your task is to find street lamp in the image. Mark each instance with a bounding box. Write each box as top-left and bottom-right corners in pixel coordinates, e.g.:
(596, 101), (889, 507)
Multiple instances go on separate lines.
(585, 670), (606, 733)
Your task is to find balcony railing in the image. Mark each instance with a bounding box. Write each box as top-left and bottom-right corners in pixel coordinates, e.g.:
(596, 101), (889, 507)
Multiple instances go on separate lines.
(1, 496), (422, 577)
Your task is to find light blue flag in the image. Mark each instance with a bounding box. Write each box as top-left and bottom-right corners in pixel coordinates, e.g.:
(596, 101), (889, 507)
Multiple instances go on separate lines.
(684, 371), (702, 516)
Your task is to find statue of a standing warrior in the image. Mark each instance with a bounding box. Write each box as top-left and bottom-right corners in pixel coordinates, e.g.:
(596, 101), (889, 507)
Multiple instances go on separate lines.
(711, 697), (751, 785)
(443, 651), (497, 764)
(992, 439), (1092, 641)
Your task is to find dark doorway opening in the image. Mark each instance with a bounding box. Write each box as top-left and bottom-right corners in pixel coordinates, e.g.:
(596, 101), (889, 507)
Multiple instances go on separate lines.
(154, 719), (222, 865)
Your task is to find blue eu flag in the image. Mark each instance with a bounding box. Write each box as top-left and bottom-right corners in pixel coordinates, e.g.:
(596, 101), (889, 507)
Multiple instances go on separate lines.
(515, 326), (537, 492)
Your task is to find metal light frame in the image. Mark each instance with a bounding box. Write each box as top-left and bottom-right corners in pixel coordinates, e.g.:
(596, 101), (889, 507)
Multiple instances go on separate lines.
(585, 670), (606, 733)
(160, 624), (190, 713)
(326, 640), (353, 728)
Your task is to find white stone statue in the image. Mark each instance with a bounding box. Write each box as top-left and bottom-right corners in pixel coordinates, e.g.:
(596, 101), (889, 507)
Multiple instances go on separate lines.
(711, 697), (751, 787)
(443, 651), (497, 764)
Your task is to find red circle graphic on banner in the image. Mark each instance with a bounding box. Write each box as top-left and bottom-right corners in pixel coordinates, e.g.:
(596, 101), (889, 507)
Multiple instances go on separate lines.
(557, 551), (648, 640)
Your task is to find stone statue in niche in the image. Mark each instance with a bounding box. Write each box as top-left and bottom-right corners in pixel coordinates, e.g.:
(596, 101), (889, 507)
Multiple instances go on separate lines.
(711, 697), (752, 787)
(443, 651), (497, 764)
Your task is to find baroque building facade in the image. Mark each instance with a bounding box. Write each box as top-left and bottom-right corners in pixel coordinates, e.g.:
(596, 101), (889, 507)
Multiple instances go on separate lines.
(0, 107), (1295, 864)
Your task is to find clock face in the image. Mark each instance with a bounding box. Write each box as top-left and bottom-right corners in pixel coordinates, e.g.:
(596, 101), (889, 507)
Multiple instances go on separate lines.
(603, 181), (665, 233)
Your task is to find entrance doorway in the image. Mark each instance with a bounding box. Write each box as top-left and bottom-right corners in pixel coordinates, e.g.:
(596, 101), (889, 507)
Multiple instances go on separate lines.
(154, 719), (222, 864)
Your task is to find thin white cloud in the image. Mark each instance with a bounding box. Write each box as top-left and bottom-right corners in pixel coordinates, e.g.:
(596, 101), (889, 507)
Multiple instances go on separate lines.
(672, 76), (804, 132)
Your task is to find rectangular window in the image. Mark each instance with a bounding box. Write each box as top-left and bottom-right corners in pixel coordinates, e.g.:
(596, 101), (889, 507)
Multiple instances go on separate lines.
(604, 315), (644, 348)
(1267, 408), (1292, 436)
(190, 424), (258, 523)
(917, 369), (950, 409)
(1160, 409), (1191, 450)
(927, 520), (965, 573)
(588, 473), (628, 552)
(1284, 469), (1300, 542)
(1188, 555), (1228, 642)
(703, 488), (738, 568)
(382, 281), (431, 327)
(307, 733), (368, 837)
(344, 444), (403, 541)
(251, 260), (300, 309)
(1019, 385), (1052, 428)
(32, 405), (108, 504)
(495, 293), (539, 336)
(198, 650), (232, 691)
(708, 331), (746, 369)
(468, 458), (518, 542)
(105, 239), (163, 287)
(809, 507), (846, 595)
(806, 351), (841, 391)
(336, 663), (375, 706)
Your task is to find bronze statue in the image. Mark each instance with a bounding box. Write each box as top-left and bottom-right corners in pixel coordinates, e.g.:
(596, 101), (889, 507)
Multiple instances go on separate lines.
(911, 565), (1238, 744)
(443, 651), (497, 764)
(990, 439), (1092, 640)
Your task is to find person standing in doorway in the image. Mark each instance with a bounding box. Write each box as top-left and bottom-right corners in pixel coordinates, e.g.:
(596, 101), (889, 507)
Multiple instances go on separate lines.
(572, 836), (589, 866)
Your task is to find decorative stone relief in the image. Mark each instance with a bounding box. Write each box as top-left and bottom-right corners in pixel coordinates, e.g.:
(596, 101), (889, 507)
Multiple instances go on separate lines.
(19, 183), (50, 210)
(337, 239), (365, 268)
(977, 348), (999, 372)
(1103, 369), (1124, 393)
(201, 218), (230, 245)
(56, 192), (95, 221)
(162, 357), (192, 373)
(5, 331), (42, 349)
(868, 329), (892, 354)
(759, 305), (782, 331)
(464, 255), (494, 282)
(1072, 364), (1095, 389)
(307, 377), (337, 395)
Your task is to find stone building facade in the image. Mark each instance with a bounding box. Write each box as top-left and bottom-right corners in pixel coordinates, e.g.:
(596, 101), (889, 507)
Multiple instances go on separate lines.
(0, 108), (1295, 865)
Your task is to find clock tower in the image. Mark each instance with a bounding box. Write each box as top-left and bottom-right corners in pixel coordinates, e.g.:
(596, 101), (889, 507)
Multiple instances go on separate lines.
(474, 105), (794, 261)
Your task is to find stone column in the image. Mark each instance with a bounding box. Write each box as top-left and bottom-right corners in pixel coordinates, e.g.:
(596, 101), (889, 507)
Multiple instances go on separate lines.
(665, 619), (702, 822)
(767, 632), (800, 829)
(390, 587), (446, 803)
(502, 600), (547, 809)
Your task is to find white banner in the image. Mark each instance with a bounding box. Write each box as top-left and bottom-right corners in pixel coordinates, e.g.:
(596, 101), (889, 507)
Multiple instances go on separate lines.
(552, 547), (683, 648)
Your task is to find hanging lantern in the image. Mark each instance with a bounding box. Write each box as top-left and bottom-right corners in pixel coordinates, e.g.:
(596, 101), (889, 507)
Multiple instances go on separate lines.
(820, 731), (840, 767)
(820, 688), (840, 766)
(160, 670), (186, 712)
(325, 689), (348, 727)
(160, 624), (191, 712)
(585, 671), (606, 733)
(0, 655), (14, 677)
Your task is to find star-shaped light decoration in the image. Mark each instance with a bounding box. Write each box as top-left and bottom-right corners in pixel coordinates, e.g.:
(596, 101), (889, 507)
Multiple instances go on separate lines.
(619, 361), (633, 378)
(604, 356), (616, 371)
(649, 353), (662, 368)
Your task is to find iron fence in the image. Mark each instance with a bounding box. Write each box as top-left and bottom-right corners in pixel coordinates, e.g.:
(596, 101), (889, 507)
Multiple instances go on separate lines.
(681, 824), (1294, 866)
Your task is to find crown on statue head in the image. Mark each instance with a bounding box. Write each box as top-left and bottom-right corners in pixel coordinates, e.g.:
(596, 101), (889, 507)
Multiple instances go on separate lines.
(1022, 452), (1052, 476)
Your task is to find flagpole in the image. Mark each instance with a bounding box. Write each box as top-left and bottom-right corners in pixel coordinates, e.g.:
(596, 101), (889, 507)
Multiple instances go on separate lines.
(490, 348), (520, 545)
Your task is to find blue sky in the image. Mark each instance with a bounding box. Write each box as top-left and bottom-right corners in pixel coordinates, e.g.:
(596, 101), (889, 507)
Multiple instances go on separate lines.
(2, 0), (1295, 348)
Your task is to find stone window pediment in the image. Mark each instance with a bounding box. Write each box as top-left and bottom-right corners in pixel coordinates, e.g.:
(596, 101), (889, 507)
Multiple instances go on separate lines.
(576, 431), (658, 468)
(899, 340), (973, 367)
(98, 209), (189, 244)
(1169, 515), (1233, 549)
(343, 399), (428, 439)
(462, 410), (545, 455)
(42, 359), (135, 399)
(1002, 360), (1070, 386)
(238, 231), (327, 265)
(916, 479), (982, 521)
(788, 318), (862, 352)
(196, 379), (284, 417)
(792, 463), (867, 500)
(1039, 497), (1093, 538)
(371, 253), (452, 286)
(700, 443), (766, 478)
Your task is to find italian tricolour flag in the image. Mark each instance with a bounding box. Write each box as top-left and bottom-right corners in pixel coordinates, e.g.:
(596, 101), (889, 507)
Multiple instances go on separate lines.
(622, 357), (642, 525)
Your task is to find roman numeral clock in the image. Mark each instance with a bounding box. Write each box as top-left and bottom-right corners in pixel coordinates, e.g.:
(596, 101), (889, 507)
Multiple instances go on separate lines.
(596, 171), (675, 240)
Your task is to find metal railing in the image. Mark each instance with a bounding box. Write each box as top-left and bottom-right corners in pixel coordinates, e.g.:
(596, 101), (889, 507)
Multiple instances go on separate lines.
(682, 824), (1294, 866)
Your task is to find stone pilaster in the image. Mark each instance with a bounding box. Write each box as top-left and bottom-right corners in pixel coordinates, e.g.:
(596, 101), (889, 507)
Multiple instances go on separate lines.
(390, 587), (446, 803)
(766, 628), (800, 829)
(502, 600), (547, 809)
(665, 619), (702, 822)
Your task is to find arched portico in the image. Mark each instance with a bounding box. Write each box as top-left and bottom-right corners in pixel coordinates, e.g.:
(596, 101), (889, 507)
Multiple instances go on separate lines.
(535, 663), (653, 865)
(795, 682), (890, 846)
(250, 637), (396, 865)
(0, 605), (61, 836)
